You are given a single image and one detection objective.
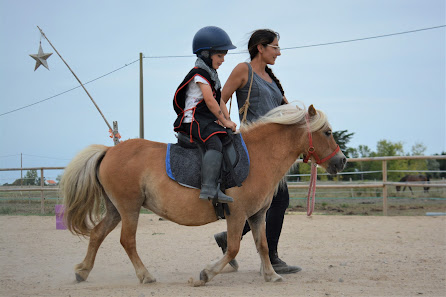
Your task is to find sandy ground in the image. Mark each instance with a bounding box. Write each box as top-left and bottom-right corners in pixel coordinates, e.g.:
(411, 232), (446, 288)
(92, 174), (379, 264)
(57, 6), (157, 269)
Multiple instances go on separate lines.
(0, 214), (445, 297)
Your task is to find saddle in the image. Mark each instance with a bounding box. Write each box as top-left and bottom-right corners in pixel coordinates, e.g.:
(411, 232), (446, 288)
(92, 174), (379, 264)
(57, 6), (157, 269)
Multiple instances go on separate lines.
(166, 131), (250, 218)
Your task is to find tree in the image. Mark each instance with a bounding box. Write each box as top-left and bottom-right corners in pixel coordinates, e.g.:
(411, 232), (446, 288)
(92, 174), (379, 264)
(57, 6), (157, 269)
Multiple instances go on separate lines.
(325, 130), (355, 180)
(351, 145), (374, 180)
(23, 170), (38, 186)
(408, 142), (428, 174)
(56, 174), (62, 185)
(333, 130), (354, 158)
(374, 140), (408, 181)
(435, 152), (446, 178)
(411, 143), (426, 156)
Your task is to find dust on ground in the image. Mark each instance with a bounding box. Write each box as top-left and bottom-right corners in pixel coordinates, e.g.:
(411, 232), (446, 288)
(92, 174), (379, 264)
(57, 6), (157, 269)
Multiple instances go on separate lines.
(1, 214), (445, 296)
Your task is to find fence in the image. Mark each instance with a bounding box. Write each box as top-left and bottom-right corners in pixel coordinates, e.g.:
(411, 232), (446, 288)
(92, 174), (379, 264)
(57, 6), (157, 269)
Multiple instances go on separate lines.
(1, 156), (445, 215)
(289, 155), (446, 215)
(0, 167), (63, 214)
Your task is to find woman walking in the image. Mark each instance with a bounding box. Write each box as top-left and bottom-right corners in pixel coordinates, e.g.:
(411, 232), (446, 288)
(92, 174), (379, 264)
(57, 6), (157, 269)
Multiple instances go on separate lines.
(214, 29), (301, 274)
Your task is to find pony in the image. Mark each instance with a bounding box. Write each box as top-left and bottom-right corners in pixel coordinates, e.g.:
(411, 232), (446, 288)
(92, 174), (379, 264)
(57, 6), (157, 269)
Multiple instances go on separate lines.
(396, 174), (430, 193)
(61, 104), (346, 286)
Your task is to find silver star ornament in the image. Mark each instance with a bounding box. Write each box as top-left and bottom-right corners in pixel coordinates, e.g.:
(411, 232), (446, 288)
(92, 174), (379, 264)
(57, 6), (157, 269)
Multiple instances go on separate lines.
(30, 44), (53, 71)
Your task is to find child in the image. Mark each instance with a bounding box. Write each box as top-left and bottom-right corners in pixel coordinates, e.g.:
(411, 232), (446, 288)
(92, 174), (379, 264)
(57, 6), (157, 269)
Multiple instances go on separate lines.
(173, 26), (237, 203)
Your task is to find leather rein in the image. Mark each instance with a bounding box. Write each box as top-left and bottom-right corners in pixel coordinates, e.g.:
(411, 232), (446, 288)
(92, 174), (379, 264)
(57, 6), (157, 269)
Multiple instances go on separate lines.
(302, 113), (340, 216)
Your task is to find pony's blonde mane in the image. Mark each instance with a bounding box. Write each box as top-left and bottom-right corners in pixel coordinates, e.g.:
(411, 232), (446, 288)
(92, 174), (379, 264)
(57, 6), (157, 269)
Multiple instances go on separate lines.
(239, 101), (330, 133)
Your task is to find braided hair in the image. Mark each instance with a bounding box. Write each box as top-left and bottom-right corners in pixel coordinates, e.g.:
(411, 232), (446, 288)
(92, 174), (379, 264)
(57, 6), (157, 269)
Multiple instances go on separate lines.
(248, 29), (285, 96)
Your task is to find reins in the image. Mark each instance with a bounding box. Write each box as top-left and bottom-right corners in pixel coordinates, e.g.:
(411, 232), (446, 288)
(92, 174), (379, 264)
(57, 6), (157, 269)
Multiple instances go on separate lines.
(303, 113), (340, 216)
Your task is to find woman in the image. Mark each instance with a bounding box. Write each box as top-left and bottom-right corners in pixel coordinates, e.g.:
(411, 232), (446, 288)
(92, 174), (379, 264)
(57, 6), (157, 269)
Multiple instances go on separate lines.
(214, 29), (301, 274)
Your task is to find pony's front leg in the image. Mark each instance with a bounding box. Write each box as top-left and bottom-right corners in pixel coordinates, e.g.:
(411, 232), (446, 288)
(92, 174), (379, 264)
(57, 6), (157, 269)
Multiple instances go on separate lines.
(248, 213), (283, 282)
(190, 217), (245, 287)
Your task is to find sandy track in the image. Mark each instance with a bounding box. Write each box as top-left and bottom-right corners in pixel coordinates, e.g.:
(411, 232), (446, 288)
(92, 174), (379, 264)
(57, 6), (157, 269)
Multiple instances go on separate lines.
(1, 214), (445, 297)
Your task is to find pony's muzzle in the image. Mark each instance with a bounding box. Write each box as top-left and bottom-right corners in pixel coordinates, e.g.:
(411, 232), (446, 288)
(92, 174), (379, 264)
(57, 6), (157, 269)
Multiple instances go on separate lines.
(327, 153), (347, 175)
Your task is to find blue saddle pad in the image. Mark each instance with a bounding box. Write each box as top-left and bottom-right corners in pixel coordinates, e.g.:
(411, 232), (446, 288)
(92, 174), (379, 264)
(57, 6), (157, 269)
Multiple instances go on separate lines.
(166, 134), (250, 189)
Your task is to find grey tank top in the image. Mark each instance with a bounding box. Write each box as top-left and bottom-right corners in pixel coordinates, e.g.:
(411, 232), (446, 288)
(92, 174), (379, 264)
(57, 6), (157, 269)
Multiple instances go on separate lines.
(236, 62), (283, 123)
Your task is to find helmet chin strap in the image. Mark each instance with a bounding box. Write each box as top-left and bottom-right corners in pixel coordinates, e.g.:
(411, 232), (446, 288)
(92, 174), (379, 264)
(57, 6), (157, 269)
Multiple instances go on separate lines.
(197, 50), (213, 68)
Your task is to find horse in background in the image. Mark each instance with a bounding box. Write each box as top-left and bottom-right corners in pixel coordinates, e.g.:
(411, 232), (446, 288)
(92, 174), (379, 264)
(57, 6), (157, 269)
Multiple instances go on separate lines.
(396, 174), (430, 194)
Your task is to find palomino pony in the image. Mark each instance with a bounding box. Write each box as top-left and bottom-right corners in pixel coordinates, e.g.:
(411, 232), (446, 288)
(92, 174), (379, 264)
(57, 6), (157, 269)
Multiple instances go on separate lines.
(61, 104), (346, 286)
(396, 174), (430, 193)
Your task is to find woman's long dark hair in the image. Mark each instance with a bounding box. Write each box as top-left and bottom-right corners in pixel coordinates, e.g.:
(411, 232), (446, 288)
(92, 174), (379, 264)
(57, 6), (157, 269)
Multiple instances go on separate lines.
(248, 29), (284, 96)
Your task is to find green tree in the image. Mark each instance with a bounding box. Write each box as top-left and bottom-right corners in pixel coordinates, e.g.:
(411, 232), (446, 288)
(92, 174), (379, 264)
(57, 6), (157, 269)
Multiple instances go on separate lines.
(352, 145), (374, 180)
(333, 130), (354, 157)
(327, 130), (355, 180)
(435, 152), (446, 178)
(56, 174), (62, 185)
(23, 170), (38, 185)
(411, 143), (426, 155)
(408, 142), (428, 174)
(373, 140), (408, 181)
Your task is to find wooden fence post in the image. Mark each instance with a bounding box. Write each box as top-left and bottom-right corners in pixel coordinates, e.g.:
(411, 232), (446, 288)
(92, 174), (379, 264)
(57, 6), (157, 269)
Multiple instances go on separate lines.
(40, 168), (45, 214)
(382, 160), (388, 216)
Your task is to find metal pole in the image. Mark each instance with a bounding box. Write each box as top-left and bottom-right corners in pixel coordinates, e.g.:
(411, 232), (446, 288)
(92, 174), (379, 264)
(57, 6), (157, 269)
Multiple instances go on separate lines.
(140, 53), (144, 139)
(36, 26), (113, 132)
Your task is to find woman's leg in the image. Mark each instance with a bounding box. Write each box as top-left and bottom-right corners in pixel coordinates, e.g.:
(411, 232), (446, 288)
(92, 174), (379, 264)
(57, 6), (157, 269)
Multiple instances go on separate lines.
(266, 183), (301, 274)
(266, 183), (289, 254)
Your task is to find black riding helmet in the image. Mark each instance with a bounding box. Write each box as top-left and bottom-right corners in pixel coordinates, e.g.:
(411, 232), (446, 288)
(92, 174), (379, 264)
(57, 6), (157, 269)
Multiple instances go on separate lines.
(192, 26), (236, 54)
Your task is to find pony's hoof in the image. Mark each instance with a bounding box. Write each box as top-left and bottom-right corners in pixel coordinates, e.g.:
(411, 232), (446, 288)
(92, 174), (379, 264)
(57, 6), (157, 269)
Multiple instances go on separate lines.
(142, 276), (156, 284)
(199, 269), (209, 282)
(264, 273), (284, 282)
(139, 272), (156, 284)
(188, 277), (206, 287)
(271, 274), (284, 282)
(75, 273), (85, 283)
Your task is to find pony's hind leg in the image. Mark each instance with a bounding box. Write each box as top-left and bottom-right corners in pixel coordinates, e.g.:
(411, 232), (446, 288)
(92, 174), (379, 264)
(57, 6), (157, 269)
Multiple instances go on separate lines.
(248, 211), (283, 282)
(75, 196), (121, 282)
(119, 211), (156, 284)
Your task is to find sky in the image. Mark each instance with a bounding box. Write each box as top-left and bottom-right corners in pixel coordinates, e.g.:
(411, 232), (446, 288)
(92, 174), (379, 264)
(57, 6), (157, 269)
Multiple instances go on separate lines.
(0, 0), (445, 184)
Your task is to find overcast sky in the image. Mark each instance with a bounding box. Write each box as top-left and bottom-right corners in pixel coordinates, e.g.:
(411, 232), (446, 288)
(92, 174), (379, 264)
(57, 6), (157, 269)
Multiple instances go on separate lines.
(0, 0), (445, 183)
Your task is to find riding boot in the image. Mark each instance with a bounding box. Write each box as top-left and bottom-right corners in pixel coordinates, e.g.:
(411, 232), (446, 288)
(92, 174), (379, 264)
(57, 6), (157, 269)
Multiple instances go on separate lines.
(199, 150), (234, 203)
(269, 250), (302, 274)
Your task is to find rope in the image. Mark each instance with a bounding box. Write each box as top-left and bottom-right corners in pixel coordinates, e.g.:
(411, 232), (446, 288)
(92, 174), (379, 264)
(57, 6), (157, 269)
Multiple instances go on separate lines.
(239, 66), (254, 124)
(307, 163), (317, 216)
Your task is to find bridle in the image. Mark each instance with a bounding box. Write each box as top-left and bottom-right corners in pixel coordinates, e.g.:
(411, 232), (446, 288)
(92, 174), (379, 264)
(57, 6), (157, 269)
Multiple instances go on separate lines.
(302, 113), (340, 216)
(303, 114), (340, 165)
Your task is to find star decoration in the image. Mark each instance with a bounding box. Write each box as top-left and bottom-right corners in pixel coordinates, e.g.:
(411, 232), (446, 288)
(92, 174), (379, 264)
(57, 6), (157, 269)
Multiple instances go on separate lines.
(30, 44), (53, 71)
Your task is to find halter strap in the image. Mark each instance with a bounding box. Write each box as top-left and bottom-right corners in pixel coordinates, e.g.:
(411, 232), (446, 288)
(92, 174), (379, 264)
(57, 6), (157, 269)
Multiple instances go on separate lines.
(302, 112), (341, 216)
(303, 114), (340, 165)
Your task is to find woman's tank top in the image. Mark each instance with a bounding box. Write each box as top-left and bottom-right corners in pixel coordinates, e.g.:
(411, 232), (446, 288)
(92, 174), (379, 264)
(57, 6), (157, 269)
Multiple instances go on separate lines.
(236, 62), (283, 123)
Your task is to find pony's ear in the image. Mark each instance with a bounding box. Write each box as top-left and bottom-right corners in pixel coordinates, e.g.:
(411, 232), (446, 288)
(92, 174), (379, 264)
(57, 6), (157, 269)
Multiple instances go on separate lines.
(308, 104), (317, 117)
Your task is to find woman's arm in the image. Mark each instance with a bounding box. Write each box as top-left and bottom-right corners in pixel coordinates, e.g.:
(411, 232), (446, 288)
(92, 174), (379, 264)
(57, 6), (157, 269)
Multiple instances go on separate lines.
(198, 82), (237, 131)
(221, 63), (249, 103)
(220, 99), (231, 123)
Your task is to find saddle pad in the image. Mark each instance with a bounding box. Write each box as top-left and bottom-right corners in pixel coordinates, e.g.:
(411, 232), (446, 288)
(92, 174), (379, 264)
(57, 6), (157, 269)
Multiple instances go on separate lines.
(166, 134), (250, 189)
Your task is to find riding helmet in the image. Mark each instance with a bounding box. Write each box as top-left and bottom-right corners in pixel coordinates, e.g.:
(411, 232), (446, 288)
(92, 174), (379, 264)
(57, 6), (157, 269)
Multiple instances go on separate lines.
(192, 26), (236, 54)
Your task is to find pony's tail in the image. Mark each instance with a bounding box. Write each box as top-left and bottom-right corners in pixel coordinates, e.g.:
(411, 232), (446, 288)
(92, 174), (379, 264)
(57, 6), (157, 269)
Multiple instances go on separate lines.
(60, 145), (109, 237)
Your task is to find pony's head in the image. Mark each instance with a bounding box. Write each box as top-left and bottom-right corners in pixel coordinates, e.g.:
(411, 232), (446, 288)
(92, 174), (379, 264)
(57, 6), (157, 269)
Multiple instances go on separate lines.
(241, 103), (346, 175)
(303, 105), (347, 174)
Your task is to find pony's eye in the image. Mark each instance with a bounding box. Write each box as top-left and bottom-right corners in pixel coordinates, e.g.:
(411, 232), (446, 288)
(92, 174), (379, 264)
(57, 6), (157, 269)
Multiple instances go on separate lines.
(325, 130), (332, 136)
